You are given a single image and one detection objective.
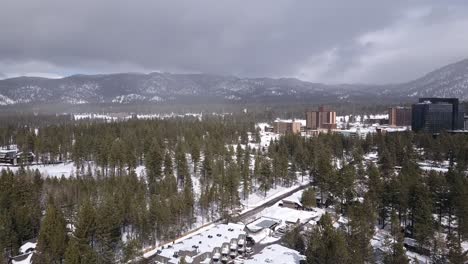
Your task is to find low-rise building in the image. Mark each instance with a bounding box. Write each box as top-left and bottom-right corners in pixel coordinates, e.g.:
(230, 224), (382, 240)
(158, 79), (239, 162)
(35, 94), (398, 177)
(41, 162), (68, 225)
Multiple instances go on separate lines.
(150, 223), (246, 264)
(0, 148), (35, 165)
(279, 198), (303, 210)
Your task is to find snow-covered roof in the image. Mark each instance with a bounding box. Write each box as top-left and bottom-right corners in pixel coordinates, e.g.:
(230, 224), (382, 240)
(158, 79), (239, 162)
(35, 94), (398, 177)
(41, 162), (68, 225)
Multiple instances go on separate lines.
(11, 252), (33, 264)
(274, 119), (306, 126)
(259, 191), (325, 225)
(246, 217), (281, 232)
(157, 223), (245, 263)
(282, 197), (303, 207)
(244, 244), (305, 264)
(19, 241), (36, 254)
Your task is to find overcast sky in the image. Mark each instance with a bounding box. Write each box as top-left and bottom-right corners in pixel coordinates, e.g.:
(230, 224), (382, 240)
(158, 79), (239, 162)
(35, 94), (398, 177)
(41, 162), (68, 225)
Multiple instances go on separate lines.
(1, 0), (468, 84)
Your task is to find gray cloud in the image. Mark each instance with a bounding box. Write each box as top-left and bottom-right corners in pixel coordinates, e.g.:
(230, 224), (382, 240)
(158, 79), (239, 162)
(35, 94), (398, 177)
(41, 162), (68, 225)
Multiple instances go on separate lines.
(1, 0), (467, 83)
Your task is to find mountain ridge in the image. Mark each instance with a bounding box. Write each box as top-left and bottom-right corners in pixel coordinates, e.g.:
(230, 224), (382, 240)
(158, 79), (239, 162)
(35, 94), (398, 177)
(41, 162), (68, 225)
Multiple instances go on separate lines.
(1, 58), (467, 106)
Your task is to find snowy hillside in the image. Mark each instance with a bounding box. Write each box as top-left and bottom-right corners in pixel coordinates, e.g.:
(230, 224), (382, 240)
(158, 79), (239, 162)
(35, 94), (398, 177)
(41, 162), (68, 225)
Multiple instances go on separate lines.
(385, 58), (468, 100)
(1, 58), (468, 105)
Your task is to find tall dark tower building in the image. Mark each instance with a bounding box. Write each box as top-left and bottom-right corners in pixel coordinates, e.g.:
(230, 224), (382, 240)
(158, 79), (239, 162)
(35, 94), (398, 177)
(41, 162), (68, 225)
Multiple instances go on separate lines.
(411, 98), (465, 133)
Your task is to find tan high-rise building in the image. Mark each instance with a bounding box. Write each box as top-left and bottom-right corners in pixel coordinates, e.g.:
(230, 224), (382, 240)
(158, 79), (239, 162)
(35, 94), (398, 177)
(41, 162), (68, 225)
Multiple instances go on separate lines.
(388, 107), (411, 127)
(273, 120), (301, 134)
(306, 106), (337, 130)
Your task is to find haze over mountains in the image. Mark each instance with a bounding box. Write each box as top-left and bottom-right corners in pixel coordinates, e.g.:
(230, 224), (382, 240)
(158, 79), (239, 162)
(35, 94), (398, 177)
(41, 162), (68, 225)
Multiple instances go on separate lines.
(1, 58), (467, 106)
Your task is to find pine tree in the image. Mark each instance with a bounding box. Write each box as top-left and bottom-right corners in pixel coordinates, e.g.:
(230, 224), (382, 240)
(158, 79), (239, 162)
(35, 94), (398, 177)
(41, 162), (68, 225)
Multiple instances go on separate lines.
(430, 230), (448, 264)
(109, 138), (124, 176)
(410, 181), (434, 249)
(259, 157), (272, 197)
(64, 238), (80, 264)
(236, 143), (243, 166)
(253, 154), (261, 185)
(241, 147), (251, 200)
(190, 140), (201, 174)
(74, 199), (96, 247)
(122, 239), (142, 263)
(183, 170), (195, 227)
(95, 196), (121, 263)
(383, 211), (408, 264)
(366, 163), (384, 225)
(334, 164), (356, 213)
(225, 161), (240, 209)
(35, 198), (68, 264)
(175, 143), (189, 188)
(201, 148), (213, 186)
(447, 232), (467, 264)
(427, 171), (448, 227)
(301, 188), (316, 208)
(284, 227), (305, 254)
(315, 150), (333, 207)
(179, 256), (188, 264)
(146, 139), (163, 195)
(346, 201), (375, 264)
(306, 213), (349, 264)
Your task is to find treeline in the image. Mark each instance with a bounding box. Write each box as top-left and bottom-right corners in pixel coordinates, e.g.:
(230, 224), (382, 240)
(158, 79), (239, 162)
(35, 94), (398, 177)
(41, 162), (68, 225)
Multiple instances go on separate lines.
(283, 131), (468, 263)
(0, 115), (467, 263)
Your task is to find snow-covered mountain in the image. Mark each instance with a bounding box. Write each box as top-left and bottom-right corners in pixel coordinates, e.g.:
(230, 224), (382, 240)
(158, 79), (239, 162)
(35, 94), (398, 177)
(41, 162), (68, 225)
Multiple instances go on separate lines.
(376, 58), (468, 100)
(0, 73), (353, 105)
(0, 59), (467, 105)
(395, 58), (468, 100)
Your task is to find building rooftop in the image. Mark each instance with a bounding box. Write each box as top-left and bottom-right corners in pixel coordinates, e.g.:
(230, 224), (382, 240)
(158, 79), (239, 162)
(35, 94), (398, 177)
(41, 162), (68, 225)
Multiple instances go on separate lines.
(244, 244), (305, 264)
(157, 223), (245, 263)
(246, 216), (282, 232)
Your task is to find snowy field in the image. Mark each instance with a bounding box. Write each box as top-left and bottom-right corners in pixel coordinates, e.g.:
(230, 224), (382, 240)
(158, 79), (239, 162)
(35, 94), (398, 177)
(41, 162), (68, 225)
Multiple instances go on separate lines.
(0, 162), (77, 178)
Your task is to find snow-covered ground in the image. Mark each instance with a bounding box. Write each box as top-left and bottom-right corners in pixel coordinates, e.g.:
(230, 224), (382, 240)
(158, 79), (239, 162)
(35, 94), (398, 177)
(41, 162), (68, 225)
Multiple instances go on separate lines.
(240, 178), (310, 213)
(0, 162), (77, 178)
(245, 190), (325, 245)
(0, 162), (147, 179)
(256, 190), (324, 226)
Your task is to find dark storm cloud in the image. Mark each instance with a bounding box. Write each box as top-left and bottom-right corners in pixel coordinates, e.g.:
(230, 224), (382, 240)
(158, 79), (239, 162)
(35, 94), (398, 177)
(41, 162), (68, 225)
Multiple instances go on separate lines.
(1, 0), (468, 83)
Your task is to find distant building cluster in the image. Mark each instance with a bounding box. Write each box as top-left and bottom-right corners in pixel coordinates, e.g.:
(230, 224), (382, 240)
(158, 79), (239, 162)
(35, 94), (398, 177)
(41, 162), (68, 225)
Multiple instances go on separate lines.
(272, 106), (338, 136)
(269, 97), (466, 137)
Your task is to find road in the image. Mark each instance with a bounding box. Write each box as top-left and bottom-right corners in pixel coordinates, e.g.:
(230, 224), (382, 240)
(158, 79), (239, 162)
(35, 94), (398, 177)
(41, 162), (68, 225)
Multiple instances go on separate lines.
(142, 181), (312, 262)
(234, 182), (313, 224)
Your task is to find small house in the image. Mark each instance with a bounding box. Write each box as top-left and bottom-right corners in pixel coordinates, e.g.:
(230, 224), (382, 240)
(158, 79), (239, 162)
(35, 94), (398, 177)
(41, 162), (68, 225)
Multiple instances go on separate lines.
(279, 198), (303, 210)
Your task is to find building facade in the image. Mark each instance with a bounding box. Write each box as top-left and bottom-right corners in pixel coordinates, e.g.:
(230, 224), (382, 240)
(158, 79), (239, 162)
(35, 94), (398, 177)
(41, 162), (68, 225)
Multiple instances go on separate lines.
(273, 120), (301, 134)
(305, 106), (337, 130)
(388, 107), (412, 126)
(411, 98), (465, 133)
